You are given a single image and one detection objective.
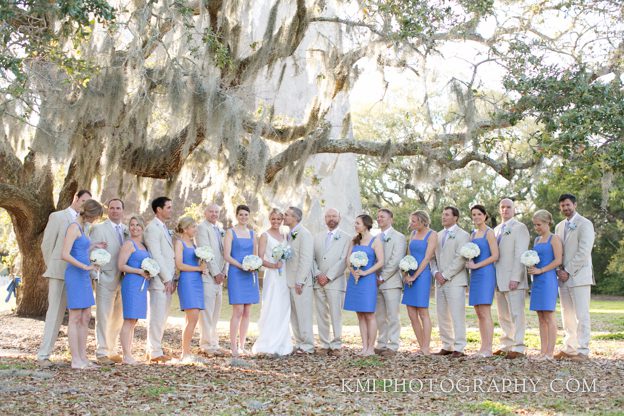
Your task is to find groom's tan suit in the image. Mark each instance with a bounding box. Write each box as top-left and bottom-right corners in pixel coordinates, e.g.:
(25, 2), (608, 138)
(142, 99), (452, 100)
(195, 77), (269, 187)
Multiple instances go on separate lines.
(144, 218), (175, 359)
(285, 223), (314, 353)
(375, 227), (406, 352)
(555, 213), (595, 356)
(196, 220), (227, 352)
(313, 227), (349, 350)
(37, 207), (75, 360)
(494, 218), (529, 354)
(90, 219), (127, 359)
(430, 225), (469, 353)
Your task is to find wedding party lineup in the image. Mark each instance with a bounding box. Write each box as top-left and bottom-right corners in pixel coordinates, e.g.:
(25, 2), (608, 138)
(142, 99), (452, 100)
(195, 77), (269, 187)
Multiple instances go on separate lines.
(35, 190), (594, 370)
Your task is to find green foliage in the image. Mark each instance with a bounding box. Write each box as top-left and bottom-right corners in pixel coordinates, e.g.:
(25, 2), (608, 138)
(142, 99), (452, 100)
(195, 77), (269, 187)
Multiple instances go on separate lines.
(467, 400), (515, 416)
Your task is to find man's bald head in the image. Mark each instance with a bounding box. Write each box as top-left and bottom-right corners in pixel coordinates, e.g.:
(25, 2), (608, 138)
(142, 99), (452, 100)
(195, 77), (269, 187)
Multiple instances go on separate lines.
(499, 198), (515, 222)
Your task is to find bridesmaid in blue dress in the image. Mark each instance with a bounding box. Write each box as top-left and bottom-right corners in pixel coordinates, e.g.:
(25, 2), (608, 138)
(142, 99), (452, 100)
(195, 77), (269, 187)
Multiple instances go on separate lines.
(118, 216), (151, 365)
(402, 210), (438, 356)
(174, 217), (207, 363)
(344, 214), (385, 356)
(528, 209), (563, 361)
(61, 199), (104, 369)
(223, 204), (259, 357)
(466, 205), (499, 358)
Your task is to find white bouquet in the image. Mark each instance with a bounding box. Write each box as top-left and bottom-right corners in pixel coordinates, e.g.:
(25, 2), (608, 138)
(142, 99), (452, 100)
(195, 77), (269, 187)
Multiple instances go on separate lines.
(242, 255), (263, 285)
(459, 242), (480, 259)
(89, 248), (111, 280)
(520, 250), (540, 268)
(195, 245), (215, 263)
(399, 255), (419, 287)
(272, 243), (293, 275)
(140, 257), (160, 291)
(349, 251), (369, 285)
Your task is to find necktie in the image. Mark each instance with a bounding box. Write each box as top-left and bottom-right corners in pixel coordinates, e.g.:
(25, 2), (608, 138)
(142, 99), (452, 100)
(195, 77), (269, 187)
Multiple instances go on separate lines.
(214, 225), (223, 252)
(564, 220), (570, 240)
(115, 224), (123, 244)
(163, 224), (171, 243)
(381, 232), (386, 242)
(325, 231), (333, 249)
(496, 224), (505, 244)
(441, 230), (448, 247)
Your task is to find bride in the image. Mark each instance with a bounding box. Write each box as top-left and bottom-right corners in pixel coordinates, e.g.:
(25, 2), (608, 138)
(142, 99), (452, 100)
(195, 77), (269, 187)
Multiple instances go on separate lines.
(252, 208), (293, 356)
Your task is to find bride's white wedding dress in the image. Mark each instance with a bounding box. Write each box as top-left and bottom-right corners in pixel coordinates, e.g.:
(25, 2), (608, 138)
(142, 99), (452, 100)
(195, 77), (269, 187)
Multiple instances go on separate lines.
(252, 232), (293, 356)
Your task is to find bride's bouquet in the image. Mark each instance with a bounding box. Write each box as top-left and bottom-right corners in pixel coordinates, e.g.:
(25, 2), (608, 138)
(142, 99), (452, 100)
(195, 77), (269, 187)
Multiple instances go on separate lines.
(459, 242), (480, 260)
(349, 251), (368, 285)
(195, 246), (215, 263)
(242, 255), (263, 285)
(89, 249), (111, 281)
(399, 255), (419, 287)
(140, 257), (160, 291)
(272, 243), (293, 275)
(520, 250), (540, 268)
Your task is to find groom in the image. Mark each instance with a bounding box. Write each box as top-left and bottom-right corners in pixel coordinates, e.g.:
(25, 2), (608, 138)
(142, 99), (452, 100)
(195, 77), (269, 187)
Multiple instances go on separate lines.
(283, 207), (315, 354)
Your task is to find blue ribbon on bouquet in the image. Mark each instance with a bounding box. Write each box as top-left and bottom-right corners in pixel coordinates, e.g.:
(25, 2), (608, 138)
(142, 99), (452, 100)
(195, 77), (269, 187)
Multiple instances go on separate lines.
(5, 276), (21, 302)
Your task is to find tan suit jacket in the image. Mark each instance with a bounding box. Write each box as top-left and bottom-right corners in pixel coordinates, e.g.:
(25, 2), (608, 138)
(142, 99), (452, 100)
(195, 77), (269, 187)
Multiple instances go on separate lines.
(41, 208), (74, 280)
(431, 226), (470, 287)
(312, 228), (350, 291)
(285, 224), (314, 288)
(378, 228), (406, 290)
(196, 220), (227, 281)
(555, 214), (595, 287)
(89, 220), (127, 290)
(143, 218), (175, 289)
(494, 218), (530, 291)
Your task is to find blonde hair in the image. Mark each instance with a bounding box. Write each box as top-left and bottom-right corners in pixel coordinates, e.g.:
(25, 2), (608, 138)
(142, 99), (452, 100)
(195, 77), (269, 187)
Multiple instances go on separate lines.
(410, 210), (431, 227)
(128, 215), (145, 230)
(533, 209), (553, 226)
(175, 216), (195, 234)
(268, 208), (283, 219)
(80, 199), (103, 221)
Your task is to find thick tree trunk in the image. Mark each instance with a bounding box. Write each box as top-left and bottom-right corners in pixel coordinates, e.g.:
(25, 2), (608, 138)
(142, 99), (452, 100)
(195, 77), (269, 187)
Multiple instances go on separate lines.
(15, 230), (48, 317)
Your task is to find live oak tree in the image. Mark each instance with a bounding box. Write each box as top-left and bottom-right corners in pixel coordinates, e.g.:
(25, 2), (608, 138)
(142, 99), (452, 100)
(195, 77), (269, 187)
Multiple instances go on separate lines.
(1, 0), (622, 315)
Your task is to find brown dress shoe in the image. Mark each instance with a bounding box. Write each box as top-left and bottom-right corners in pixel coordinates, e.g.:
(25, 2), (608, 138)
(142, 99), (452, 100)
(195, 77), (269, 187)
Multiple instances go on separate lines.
(553, 351), (571, 360)
(380, 349), (397, 357)
(492, 349), (508, 356)
(317, 348), (330, 356)
(450, 351), (466, 358)
(504, 351), (525, 360)
(329, 349), (341, 357)
(569, 353), (588, 362)
(97, 356), (116, 365)
(108, 355), (123, 364)
(149, 354), (171, 363)
(374, 348), (386, 355)
(37, 359), (55, 368)
(433, 349), (453, 356)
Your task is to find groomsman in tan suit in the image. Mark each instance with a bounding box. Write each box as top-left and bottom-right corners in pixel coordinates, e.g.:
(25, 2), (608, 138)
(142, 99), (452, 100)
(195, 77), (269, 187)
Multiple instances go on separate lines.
(283, 207), (315, 354)
(374, 208), (406, 357)
(37, 189), (92, 367)
(143, 196), (176, 362)
(90, 198), (127, 365)
(196, 203), (227, 355)
(313, 208), (350, 356)
(554, 194), (595, 361)
(431, 206), (470, 358)
(493, 198), (530, 359)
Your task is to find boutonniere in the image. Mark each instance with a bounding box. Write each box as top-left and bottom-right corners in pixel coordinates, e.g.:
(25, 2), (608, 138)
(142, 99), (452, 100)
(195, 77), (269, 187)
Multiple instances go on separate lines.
(567, 222), (577, 231)
(123, 229), (130, 239)
(504, 228), (512, 235)
(382, 235), (391, 243)
(168, 229), (175, 237)
(448, 231), (456, 239)
(219, 229), (225, 237)
(333, 234), (341, 241)
(291, 231), (299, 240)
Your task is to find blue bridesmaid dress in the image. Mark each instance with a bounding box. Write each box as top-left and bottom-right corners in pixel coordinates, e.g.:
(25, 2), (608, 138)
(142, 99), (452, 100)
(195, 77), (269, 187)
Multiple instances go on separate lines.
(402, 230), (432, 308)
(64, 223), (95, 309)
(468, 229), (497, 306)
(530, 235), (558, 312)
(344, 237), (378, 313)
(228, 229), (260, 305)
(177, 241), (205, 310)
(121, 240), (150, 319)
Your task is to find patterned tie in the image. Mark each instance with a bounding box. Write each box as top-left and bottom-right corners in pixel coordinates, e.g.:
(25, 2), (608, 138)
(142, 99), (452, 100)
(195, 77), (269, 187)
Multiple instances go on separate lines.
(496, 224), (505, 245)
(115, 224), (123, 245)
(441, 230), (448, 247)
(214, 224), (223, 252)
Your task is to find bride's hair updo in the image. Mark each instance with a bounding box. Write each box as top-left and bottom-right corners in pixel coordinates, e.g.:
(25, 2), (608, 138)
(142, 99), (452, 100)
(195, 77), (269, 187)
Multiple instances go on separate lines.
(268, 208), (283, 219)
(353, 214), (373, 245)
(175, 216), (195, 235)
